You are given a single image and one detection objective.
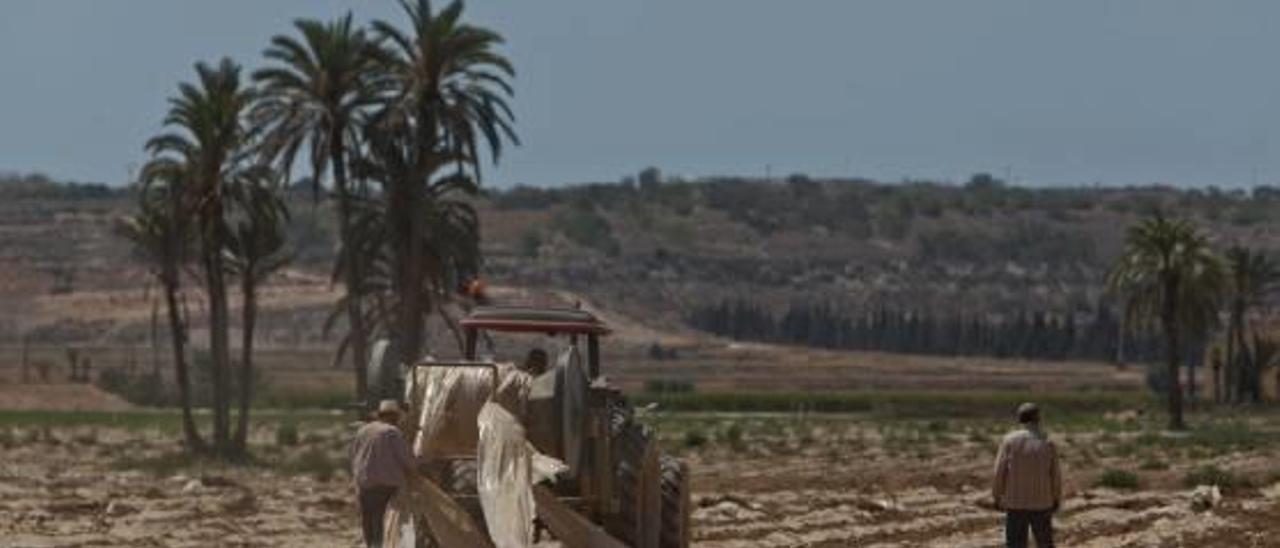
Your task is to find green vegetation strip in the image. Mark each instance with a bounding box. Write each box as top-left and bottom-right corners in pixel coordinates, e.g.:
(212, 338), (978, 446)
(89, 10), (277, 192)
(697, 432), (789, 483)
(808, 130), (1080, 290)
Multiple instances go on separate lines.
(633, 390), (1149, 418)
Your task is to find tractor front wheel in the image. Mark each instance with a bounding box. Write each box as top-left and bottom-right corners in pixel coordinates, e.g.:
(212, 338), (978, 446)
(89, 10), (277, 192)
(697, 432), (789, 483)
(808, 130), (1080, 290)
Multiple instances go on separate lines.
(659, 455), (691, 548)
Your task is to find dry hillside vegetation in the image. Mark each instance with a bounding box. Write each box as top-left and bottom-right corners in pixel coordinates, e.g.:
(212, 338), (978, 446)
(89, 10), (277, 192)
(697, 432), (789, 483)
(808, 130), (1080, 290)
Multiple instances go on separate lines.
(4, 177), (1280, 345)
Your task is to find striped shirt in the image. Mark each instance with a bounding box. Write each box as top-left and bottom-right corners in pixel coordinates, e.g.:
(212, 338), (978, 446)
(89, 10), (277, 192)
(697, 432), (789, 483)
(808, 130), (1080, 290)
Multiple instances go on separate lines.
(992, 426), (1061, 511)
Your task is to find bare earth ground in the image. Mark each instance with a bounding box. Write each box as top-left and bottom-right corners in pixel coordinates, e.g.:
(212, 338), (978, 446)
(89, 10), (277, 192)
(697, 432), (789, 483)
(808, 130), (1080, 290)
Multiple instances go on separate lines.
(3, 411), (1280, 547)
(0, 284), (1260, 547)
(675, 414), (1280, 548)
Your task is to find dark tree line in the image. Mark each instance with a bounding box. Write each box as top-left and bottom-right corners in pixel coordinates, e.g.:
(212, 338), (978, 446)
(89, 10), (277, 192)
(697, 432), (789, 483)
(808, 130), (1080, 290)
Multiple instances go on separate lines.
(687, 299), (1204, 366)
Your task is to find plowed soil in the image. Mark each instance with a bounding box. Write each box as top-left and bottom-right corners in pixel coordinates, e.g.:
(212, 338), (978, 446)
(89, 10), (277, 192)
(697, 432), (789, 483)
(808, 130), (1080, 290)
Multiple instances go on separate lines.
(3, 411), (1279, 547)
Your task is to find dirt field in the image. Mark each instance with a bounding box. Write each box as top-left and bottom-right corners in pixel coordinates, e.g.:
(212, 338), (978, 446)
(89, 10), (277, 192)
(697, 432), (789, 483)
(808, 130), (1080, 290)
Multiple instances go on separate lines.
(666, 412), (1280, 547)
(2, 408), (1279, 547)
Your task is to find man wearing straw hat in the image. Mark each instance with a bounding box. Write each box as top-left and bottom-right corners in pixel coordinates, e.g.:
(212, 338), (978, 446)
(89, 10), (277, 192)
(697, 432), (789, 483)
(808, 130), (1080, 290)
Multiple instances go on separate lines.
(350, 399), (417, 548)
(993, 402), (1062, 548)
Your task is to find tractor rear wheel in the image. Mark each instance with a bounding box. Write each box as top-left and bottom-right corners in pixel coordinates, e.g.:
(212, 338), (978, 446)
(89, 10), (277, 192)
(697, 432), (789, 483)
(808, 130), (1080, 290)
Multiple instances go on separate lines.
(659, 455), (691, 548)
(609, 404), (648, 545)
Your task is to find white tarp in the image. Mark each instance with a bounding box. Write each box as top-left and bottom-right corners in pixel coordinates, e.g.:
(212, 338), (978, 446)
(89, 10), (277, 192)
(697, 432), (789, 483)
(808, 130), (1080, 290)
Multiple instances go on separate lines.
(557, 348), (588, 475)
(411, 362), (531, 459)
(477, 402), (535, 548)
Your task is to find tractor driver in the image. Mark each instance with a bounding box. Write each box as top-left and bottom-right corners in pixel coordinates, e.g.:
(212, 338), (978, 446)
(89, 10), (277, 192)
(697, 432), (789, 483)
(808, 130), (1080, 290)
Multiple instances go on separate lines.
(522, 348), (549, 376)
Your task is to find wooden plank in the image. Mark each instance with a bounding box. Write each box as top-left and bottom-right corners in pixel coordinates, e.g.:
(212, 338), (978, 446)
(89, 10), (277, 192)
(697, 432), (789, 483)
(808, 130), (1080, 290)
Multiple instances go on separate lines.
(534, 485), (629, 548)
(637, 442), (661, 548)
(406, 476), (493, 548)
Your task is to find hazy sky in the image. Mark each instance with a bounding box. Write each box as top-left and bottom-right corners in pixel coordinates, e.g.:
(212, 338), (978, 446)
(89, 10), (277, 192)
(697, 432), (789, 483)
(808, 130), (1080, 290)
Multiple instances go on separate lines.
(4, 1), (1280, 188)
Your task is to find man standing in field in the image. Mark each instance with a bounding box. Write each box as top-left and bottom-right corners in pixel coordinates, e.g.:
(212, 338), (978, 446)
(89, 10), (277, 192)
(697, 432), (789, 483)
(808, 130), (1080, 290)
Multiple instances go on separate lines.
(350, 399), (418, 548)
(993, 402), (1062, 548)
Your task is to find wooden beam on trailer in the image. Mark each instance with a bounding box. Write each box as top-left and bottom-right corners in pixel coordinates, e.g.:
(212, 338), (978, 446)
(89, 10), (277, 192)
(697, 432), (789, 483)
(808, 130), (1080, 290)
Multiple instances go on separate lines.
(406, 475), (493, 548)
(534, 485), (629, 548)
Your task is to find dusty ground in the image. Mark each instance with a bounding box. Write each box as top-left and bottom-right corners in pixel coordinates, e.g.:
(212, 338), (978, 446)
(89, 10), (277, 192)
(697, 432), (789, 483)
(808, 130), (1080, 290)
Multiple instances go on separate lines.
(669, 412), (1280, 548)
(2, 409), (1279, 547)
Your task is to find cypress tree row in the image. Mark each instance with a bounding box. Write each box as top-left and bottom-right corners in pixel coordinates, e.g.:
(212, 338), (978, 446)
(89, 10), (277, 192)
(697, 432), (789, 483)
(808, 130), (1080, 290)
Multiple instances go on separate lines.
(687, 299), (1194, 365)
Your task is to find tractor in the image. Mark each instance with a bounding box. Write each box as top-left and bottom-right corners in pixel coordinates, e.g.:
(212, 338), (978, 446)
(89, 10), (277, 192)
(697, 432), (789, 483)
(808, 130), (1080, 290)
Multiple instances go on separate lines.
(373, 305), (691, 547)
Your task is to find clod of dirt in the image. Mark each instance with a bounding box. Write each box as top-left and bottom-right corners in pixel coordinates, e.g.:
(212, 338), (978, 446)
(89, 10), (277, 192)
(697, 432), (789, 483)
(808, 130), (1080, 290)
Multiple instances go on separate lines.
(219, 491), (258, 515)
(103, 500), (138, 517)
(44, 500), (103, 515)
(1263, 483), (1280, 501)
(199, 475), (241, 489)
(855, 498), (903, 513)
(181, 479), (204, 494)
(1190, 485), (1223, 512)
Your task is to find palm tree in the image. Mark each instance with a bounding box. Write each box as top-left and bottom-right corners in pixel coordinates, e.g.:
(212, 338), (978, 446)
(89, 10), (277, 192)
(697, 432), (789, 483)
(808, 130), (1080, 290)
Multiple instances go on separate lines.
(1223, 246), (1280, 403)
(361, 0), (517, 370)
(116, 164), (204, 452)
(146, 58), (259, 457)
(1249, 335), (1280, 402)
(1107, 214), (1227, 430)
(225, 174), (290, 453)
(253, 14), (379, 402)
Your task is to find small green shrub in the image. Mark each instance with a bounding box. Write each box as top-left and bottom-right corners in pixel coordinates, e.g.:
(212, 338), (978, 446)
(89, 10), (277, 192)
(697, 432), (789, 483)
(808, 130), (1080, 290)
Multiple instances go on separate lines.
(644, 378), (695, 394)
(289, 448), (340, 482)
(72, 428), (98, 446)
(1096, 469), (1141, 490)
(1183, 465), (1247, 489)
(682, 429), (708, 449)
(553, 205), (620, 256)
(518, 230), (542, 258)
(276, 423), (300, 447)
(724, 422), (743, 448)
(1138, 457), (1169, 471)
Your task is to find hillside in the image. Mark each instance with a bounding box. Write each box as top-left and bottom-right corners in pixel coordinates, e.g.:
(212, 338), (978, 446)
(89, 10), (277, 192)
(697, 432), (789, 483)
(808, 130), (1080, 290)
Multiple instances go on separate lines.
(2, 172), (1279, 346)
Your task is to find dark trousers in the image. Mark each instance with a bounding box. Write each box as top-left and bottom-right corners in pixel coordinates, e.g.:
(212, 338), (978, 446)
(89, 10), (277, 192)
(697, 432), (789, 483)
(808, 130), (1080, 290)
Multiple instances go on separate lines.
(1005, 510), (1054, 548)
(359, 486), (398, 548)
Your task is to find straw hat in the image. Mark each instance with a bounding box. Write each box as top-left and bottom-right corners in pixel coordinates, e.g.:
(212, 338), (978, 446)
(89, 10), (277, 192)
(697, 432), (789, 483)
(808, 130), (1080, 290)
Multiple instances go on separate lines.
(1016, 402), (1040, 423)
(377, 399), (402, 415)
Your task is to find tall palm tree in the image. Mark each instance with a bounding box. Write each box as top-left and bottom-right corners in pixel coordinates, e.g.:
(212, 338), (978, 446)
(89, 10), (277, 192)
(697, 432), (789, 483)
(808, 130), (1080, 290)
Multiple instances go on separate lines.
(116, 164), (204, 452)
(1224, 246), (1280, 403)
(225, 175), (290, 452)
(1107, 214), (1227, 430)
(146, 58), (259, 457)
(1249, 334), (1280, 402)
(362, 0), (517, 370)
(253, 14), (379, 402)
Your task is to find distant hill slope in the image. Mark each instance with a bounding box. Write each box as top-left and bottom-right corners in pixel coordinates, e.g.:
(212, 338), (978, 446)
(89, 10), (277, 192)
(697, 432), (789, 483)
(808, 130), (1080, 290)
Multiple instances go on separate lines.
(2, 172), (1278, 343)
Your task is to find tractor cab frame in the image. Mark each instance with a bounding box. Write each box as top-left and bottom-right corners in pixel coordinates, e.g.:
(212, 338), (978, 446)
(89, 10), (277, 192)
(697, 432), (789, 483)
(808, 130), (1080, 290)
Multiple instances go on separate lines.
(460, 306), (610, 379)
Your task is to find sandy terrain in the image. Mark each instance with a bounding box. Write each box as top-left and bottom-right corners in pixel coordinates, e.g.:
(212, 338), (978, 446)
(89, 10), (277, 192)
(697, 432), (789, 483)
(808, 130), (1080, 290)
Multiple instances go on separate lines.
(0, 384), (134, 412)
(3, 411), (1279, 547)
(687, 425), (1280, 548)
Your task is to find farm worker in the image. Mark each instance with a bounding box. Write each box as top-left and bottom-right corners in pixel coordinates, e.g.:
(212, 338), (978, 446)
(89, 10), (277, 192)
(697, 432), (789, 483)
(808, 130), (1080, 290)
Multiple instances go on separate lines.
(522, 347), (549, 376)
(992, 402), (1062, 548)
(350, 399), (418, 548)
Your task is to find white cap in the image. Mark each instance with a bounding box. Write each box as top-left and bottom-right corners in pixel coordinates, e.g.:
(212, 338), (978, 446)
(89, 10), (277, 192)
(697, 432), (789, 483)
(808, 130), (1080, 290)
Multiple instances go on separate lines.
(377, 399), (402, 414)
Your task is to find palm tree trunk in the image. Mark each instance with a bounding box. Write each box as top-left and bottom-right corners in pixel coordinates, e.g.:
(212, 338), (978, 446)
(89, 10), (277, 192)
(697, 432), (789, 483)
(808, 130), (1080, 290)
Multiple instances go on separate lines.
(203, 220), (233, 457)
(1162, 281), (1186, 431)
(164, 272), (204, 452)
(151, 299), (162, 378)
(1233, 304), (1251, 403)
(394, 177), (426, 376)
(331, 133), (369, 404)
(1188, 351), (1197, 403)
(1115, 313), (1127, 367)
(233, 266), (256, 455)
(1228, 300), (1244, 403)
